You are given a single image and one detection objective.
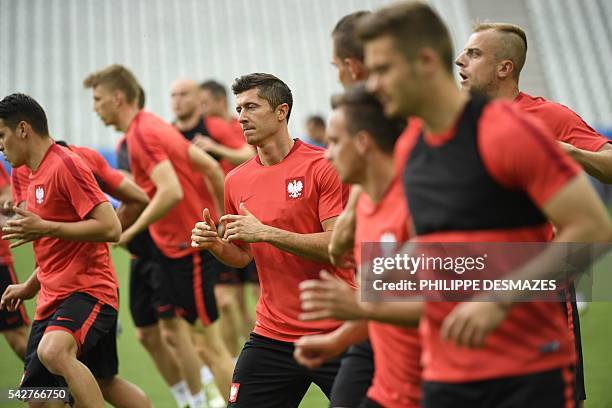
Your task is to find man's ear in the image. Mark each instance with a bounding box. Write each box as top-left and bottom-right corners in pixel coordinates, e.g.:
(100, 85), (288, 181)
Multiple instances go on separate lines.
(276, 103), (290, 122)
(354, 130), (373, 155)
(18, 121), (29, 139)
(345, 58), (366, 82)
(497, 59), (514, 80)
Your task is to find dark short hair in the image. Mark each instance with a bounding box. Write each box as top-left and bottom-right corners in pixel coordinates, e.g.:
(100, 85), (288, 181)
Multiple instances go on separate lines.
(232, 73), (293, 122)
(358, 1), (454, 74)
(138, 85), (146, 108)
(200, 80), (228, 99)
(331, 83), (405, 153)
(0, 93), (49, 135)
(306, 115), (326, 128)
(332, 11), (371, 62)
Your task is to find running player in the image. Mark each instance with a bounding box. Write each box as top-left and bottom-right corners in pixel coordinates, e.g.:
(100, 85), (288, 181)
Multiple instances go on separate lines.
(358, 3), (611, 406)
(199, 79), (259, 358)
(296, 84), (423, 408)
(170, 77), (237, 407)
(0, 164), (29, 362)
(84, 64), (230, 407)
(454, 22), (612, 405)
(191, 73), (353, 407)
(0, 93), (150, 407)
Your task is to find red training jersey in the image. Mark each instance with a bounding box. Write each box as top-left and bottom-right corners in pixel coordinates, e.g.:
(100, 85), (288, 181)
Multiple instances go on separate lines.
(515, 92), (609, 152)
(224, 139), (353, 342)
(68, 145), (125, 194)
(11, 144), (126, 203)
(126, 110), (218, 259)
(0, 166), (13, 265)
(27, 144), (119, 320)
(407, 101), (580, 382)
(355, 176), (421, 408)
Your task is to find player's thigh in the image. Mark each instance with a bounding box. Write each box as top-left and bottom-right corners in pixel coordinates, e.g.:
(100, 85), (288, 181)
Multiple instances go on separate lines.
(329, 341), (374, 407)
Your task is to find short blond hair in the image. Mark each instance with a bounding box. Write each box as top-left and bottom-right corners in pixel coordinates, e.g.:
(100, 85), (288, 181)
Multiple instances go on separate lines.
(83, 64), (141, 104)
(473, 23), (527, 78)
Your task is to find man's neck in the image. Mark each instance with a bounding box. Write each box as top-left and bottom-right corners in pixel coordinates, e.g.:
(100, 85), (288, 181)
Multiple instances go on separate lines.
(493, 83), (520, 101)
(27, 136), (55, 172)
(360, 153), (396, 203)
(418, 76), (469, 134)
(256, 130), (295, 166)
(175, 109), (203, 132)
(117, 105), (141, 133)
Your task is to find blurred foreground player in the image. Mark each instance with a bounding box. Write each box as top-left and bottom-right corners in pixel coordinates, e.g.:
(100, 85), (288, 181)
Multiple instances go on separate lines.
(455, 22), (612, 405)
(359, 2), (611, 407)
(0, 164), (29, 361)
(296, 84), (423, 408)
(0, 93), (150, 408)
(191, 73), (353, 407)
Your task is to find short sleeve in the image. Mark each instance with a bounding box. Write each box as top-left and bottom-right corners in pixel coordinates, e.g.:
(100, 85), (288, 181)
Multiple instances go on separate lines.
(92, 152), (125, 193)
(479, 102), (581, 208)
(59, 154), (108, 219)
(316, 159), (346, 222)
(546, 105), (608, 152)
(129, 125), (170, 177)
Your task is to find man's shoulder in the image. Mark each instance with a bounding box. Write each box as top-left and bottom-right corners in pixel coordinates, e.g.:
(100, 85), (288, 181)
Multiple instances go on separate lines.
(516, 92), (580, 124)
(225, 156), (258, 183)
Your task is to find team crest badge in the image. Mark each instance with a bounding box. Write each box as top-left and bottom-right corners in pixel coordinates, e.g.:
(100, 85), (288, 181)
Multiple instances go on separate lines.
(35, 185), (45, 205)
(286, 177), (304, 200)
(229, 383), (240, 403)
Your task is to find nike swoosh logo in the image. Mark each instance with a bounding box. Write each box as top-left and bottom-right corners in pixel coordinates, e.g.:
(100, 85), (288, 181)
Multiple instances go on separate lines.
(56, 316), (74, 322)
(240, 194), (256, 202)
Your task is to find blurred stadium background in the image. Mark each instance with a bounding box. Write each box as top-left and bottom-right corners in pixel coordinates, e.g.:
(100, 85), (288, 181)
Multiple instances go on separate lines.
(1, 0), (611, 406)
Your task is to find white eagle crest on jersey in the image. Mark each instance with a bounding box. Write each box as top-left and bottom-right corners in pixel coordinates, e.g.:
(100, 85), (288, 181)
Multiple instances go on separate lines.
(379, 232), (397, 257)
(35, 185), (45, 205)
(287, 179), (303, 199)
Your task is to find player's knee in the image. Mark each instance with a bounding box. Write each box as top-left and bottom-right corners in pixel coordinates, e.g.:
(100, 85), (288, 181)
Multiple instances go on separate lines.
(215, 287), (237, 310)
(159, 325), (180, 349)
(136, 326), (161, 351)
(37, 334), (74, 374)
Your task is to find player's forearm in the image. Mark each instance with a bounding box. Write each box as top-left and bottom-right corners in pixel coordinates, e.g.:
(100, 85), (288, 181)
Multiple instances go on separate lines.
(125, 186), (182, 237)
(212, 145), (255, 165)
(361, 301), (422, 327)
(206, 168), (225, 217)
(25, 269), (41, 295)
(116, 201), (147, 230)
(333, 320), (369, 348)
(571, 149), (612, 183)
(329, 208), (356, 256)
(263, 228), (332, 263)
(45, 217), (120, 242)
(209, 240), (252, 268)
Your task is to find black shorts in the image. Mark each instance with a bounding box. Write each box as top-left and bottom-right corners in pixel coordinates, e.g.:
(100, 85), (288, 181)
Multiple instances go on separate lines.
(422, 368), (575, 408)
(228, 332), (342, 407)
(156, 250), (220, 326)
(0, 263), (30, 331)
(357, 397), (383, 408)
(126, 228), (158, 260)
(217, 260), (259, 285)
(21, 292), (118, 388)
(129, 257), (163, 328)
(330, 340), (374, 408)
